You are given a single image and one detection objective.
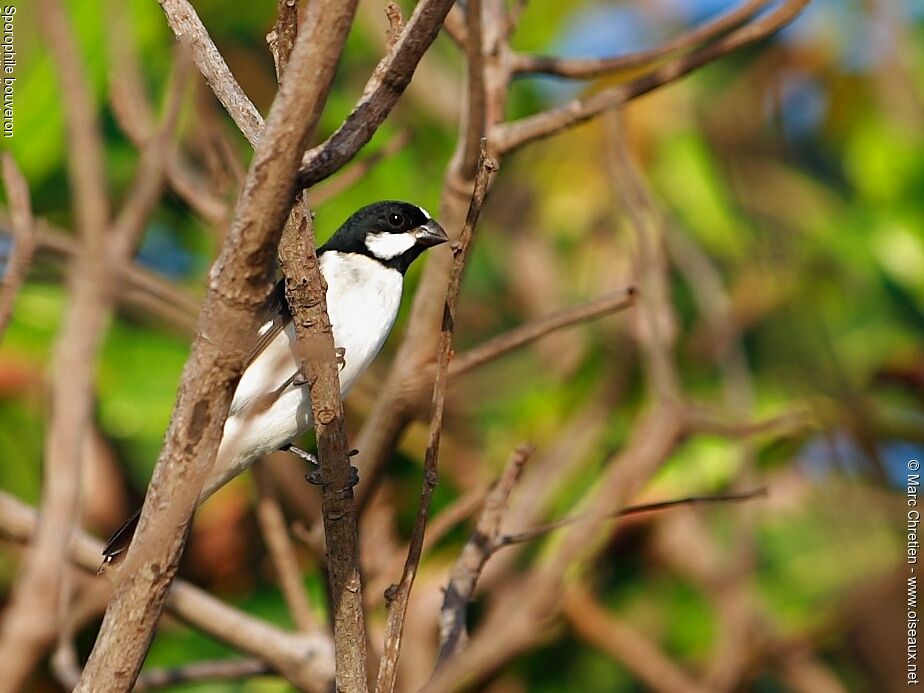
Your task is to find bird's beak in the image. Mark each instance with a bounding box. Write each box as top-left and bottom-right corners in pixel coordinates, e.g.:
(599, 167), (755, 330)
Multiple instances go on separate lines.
(413, 219), (448, 248)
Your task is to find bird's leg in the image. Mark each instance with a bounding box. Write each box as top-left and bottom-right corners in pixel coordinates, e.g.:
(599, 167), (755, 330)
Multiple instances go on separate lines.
(281, 443), (359, 490)
(334, 346), (346, 372)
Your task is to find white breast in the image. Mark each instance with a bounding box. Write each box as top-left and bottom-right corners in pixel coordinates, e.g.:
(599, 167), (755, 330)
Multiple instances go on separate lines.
(201, 253), (403, 500)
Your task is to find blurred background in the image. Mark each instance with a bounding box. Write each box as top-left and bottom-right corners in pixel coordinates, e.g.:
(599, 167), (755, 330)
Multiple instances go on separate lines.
(1, 0), (923, 690)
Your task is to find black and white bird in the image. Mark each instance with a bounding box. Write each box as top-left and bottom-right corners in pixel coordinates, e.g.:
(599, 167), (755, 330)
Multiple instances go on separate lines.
(102, 201), (446, 565)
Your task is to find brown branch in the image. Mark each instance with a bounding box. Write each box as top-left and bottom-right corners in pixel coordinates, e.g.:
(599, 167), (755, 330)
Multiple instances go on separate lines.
(385, 2), (405, 50)
(494, 0), (809, 154)
(0, 490), (335, 691)
(76, 2), (359, 688)
(449, 287), (637, 378)
(157, 0), (264, 147)
(311, 129), (412, 208)
(441, 4), (467, 48)
(375, 142), (498, 693)
(134, 658), (273, 691)
(455, 0), (486, 178)
(297, 0), (456, 187)
(0, 0), (113, 686)
(511, 0), (769, 78)
(254, 465), (317, 632)
(0, 154), (35, 338)
(564, 584), (711, 693)
(496, 489), (768, 548)
(435, 443), (533, 666)
(267, 0), (299, 79)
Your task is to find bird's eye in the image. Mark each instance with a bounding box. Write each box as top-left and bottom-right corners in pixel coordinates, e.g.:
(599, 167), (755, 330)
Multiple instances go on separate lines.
(388, 212), (405, 228)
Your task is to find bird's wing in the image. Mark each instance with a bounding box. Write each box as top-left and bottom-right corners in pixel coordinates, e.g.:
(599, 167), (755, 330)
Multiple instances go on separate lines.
(243, 278), (292, 371)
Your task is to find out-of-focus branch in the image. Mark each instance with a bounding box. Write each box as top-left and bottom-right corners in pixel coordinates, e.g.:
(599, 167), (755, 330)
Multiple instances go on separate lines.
(449, 287), (636, 378)
(134, 658), (273, 692)
(0, 0), (114, 686)
(375, 144), (498, 693)
(0, 490), (335, 691)
(77, 3), (359, 687)
(511, 0), (769, 78)
(157, 0), (264, 146)
(0, 154), (35, 338)
(456, 0), (486, 178)
(254, 466), (317, 632)
(564, 584), (710, 693)
(494, 0), (809, 154)
(435, 443), (533, 666)
(497, 489), (767, 548)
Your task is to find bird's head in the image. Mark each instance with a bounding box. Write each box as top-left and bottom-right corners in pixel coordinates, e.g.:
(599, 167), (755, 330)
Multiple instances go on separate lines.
(320, 200), (448, 273)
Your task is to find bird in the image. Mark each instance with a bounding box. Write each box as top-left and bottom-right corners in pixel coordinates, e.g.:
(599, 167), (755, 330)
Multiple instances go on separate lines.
(101, 200), (447, 566)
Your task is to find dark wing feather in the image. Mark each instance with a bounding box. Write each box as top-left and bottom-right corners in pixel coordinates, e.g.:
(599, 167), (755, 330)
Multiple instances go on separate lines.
(243, 278), (292, 370)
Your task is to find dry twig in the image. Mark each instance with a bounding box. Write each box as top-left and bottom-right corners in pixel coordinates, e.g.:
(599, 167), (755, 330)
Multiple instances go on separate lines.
(375, 142), (498, 693)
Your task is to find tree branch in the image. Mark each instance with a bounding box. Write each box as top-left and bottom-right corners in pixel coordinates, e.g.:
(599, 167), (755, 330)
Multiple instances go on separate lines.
(134, 658), (273, 692)
(449, 287), (636, 378)
(435, 443), (533, 666)
(510, 0), (770, 79)
(0, 154), (35, 338)
(375, 142), (498, 693)
(157, 0), (264, 147)
(76, 2), (359, 687)
(494, 0), (809, 154)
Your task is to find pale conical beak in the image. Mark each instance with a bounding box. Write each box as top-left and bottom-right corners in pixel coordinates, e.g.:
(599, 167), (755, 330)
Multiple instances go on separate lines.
(414, 219), (448, 248)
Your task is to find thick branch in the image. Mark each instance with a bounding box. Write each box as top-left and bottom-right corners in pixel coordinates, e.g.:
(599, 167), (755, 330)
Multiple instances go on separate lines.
(375, 143), (498, 693)
(76, 3), (358, 688)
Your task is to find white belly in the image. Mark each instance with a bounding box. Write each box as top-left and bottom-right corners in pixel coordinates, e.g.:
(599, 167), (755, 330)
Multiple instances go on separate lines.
(200, 254), (403, 500)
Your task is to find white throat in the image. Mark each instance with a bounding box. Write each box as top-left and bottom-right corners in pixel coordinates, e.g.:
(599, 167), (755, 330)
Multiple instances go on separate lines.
(365, 231), (416, 260)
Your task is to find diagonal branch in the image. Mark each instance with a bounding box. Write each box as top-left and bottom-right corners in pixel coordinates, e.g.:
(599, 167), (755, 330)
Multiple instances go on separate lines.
(76, 2), (359, 688)
(449, 287), (636, 378)
(157, 0), (264, 147)
(511, 0), (770, 79)
(375, 142), (498, 693)
(435, 444), (533, 666)
(297, 0), (456, 187)
(494, 0), (809, 154)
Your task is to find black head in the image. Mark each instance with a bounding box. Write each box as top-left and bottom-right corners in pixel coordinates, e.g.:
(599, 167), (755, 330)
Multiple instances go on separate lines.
(319, 201), (448, 273)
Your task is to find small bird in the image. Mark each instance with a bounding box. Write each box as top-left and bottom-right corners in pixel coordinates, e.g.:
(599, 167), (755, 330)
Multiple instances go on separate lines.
(102, 201), (447, 565)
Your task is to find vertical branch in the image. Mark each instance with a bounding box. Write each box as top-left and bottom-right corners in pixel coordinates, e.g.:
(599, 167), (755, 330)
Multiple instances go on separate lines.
(0, 154), (35, 338)
(375, 143), (498, 693)
(76, 2), (359, 688)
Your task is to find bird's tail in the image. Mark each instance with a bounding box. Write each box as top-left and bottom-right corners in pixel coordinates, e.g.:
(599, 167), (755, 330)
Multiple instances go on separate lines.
(99, 509), (141, 572)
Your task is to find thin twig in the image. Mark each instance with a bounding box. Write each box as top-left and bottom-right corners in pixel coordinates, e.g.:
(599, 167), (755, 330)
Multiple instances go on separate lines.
(497, 489), (768, 548)
(0, 154), (35, 338)
(375, 142), (498, 693)
(267, 0), (299, 79)
(511, 0), (769, 78)
(134, 658), (273, 691)
(449, 287), (637, 378)
(435, 444), (533, 666)
(494, 0), (810, 154)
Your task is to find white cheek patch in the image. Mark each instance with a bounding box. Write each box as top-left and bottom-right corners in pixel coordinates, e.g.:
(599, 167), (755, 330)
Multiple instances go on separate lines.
(365, 231), (417, 260)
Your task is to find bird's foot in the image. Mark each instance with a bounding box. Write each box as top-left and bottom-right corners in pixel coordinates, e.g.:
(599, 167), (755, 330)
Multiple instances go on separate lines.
(284, 443), (360, 490)
(335, 346), (346, 372)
